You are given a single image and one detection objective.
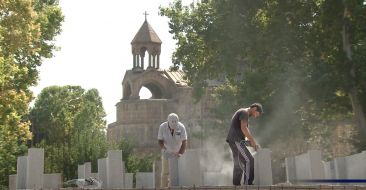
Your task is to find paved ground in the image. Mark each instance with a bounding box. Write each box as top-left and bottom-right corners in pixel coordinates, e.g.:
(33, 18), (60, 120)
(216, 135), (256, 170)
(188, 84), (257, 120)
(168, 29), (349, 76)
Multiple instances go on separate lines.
(61, 185), (366, 190)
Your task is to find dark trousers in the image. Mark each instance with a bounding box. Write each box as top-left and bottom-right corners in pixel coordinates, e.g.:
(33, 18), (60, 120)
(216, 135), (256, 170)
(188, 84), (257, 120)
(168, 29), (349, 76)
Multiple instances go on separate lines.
(228, 141), (254, 185)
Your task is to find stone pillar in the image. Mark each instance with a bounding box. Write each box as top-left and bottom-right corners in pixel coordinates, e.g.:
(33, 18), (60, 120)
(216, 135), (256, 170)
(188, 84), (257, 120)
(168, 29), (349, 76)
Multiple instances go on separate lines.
(254, 148), (273, 185)
(285, 156), (297, 183)
(43, 173), (62, 189)
(124, 173), (134, 188)
(16, 156), (27, 189)
(78, 162), (91, 179)
(26, 148), (44, 189)
(334, 156), (347, 179)
(107, 150), (124, 188)
(148, 54), (152, 68)
(295, 150), (324, 182)
(98, 158), (107, 188)
(345, 151), (366, 179)
(9, 174), (16, 190)
(136, 172), (155, 188)
(178, 149), (202, 186)
(133, 54), (136, 68)
(323, 161), (335, 179)
(157, 55), (160, 69)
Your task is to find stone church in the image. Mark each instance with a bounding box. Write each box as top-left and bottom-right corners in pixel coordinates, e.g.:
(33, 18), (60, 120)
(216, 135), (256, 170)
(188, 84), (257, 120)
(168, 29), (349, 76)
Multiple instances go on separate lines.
(107, 18), (217, 153)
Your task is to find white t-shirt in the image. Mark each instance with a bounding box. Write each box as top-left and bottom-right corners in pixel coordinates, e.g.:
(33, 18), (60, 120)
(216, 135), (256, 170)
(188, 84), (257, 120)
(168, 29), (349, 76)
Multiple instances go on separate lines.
(158, 121), (187, 153)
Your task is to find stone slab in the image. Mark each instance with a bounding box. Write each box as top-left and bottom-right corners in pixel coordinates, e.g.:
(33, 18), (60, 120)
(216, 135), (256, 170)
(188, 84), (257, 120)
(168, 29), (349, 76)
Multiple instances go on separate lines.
(43, 173), (62, 189)
(136, 172), (155, 188)
(254, 148), (273, 185)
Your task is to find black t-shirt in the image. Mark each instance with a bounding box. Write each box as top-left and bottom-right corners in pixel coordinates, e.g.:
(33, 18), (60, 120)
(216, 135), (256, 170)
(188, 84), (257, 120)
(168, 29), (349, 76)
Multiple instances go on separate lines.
(226, 108), (249, 143)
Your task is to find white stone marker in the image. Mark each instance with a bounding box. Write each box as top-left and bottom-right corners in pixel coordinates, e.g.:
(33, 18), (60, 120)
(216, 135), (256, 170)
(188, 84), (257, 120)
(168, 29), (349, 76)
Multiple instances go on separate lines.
(43, 173), (62, 189)
(345, 151), (366, 179)
(26, 148), (44, 189)
(285, 156), (297, 183)
(9, 174), (16, 190)
(323, 161), (335, 179)
(107, 150), (124, 188)
(98, 158), (107, 188)
(178, 149), (202, 186)
(295, 150), (324, 182)
(136, 172), (155, 188)
(334, 156), (347, 179)
(78, 162), (91, 179)
(124, 173), (134, 188)
(16, 156), (27, 189)
(254, 148), (273, 185)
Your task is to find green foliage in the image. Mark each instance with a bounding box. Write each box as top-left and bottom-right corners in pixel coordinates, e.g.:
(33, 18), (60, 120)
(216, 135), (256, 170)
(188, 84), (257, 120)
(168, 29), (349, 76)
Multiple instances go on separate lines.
(0, 0), (63, 186)
(30, 85), (108, 180)
(118, 139), (157, 173)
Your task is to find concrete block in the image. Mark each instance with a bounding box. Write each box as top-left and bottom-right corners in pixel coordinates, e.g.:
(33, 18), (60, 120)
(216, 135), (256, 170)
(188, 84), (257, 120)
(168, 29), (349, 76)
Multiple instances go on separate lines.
(78, 162), (92, 179)
(16, 156), (27, 189)
(98, 158), (107, 188)
(107, 150), (124, 188)
(334, 156), (347, 179)
(26, 148), (44, 189)
(345, 151), (366, 179)
(178, 149), (202, 186)
(8, 174), (16, 190)
(124, 173), (134, 188)
(43, 173), (62, 189)
(323, 161), (335, 179)
(136, 172), (155, 188)
(285, 156), (296, 183)
(295, 150), (324, 181)
(254, 148), (273, 185)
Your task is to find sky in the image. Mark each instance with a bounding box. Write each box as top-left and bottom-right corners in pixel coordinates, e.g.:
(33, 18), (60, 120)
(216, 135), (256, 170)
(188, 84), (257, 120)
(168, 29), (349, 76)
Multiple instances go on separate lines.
(31, 0), (192, 125)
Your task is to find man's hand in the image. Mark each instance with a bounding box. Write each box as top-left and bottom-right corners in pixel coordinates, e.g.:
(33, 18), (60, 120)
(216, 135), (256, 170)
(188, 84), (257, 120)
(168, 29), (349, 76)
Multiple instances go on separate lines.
(250, 141), (258, 151)
(173, 152), (182, 158)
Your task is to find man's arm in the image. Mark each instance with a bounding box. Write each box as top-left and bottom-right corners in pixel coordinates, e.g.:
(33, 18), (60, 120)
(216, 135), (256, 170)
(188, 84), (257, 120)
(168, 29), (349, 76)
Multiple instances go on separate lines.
(240, 120), (258, 151)
(158, 140), (166, 150)
(178, 140), (187, 154)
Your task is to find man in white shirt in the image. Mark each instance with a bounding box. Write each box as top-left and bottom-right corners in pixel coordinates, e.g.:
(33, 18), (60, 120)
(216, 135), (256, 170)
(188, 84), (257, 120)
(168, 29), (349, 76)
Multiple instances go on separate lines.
(158, 113), (187, 187)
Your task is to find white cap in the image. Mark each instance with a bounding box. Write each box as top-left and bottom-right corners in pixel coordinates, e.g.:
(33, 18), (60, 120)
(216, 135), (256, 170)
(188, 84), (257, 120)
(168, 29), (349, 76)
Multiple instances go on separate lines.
(167, 113), (179, 130)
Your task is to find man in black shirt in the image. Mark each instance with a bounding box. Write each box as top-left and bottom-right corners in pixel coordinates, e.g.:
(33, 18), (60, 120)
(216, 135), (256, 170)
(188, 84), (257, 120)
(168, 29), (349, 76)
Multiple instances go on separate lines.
(226, 103), (263, 185)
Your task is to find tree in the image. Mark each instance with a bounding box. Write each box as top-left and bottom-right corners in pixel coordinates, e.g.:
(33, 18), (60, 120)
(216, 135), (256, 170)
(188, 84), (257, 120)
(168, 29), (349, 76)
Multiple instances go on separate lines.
(161, 0), (366, 182)
(0, 0), (63, 186)
(30, 85), (108, 181)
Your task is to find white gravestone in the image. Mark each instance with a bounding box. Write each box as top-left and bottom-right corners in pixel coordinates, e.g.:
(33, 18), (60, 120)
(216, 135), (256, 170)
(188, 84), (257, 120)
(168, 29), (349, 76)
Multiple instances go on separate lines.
(334, 156), (347, 179)
(8, 174), (16, 190)
(124, 173), (134, 188)
(43, 173), (62, 189)
(178, 149), (202, 186)
(285, 156), (297, 183)
(98, 158), (107, 188)
(107, 150), (124, 188)
(26, 148), (44, 189)
(295, 150), (324, 182)
(254, 148), (273, 185)
(78, 162), (91, 179)
(136, 172), (155, 188)
(345, 151), (366, 179)
(16, 156), (27, 189)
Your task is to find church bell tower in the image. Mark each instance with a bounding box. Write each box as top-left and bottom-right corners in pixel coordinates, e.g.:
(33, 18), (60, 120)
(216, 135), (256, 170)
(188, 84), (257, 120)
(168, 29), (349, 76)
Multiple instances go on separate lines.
(131, 12), (162, 71)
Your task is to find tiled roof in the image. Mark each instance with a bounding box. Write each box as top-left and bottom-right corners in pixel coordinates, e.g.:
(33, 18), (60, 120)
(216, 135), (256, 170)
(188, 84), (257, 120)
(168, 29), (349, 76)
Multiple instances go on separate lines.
(163, 70), (188, 87)
(131, 20), (162, 44)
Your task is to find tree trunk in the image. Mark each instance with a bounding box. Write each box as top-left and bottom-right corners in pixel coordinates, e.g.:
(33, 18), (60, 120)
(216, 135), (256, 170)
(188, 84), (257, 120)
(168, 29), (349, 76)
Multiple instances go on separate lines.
(342, 1), (366, 133)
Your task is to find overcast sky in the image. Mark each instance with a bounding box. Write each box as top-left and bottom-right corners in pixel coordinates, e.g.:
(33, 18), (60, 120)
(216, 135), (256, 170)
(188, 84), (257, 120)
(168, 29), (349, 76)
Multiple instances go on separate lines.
(31, 0), (192, 125)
